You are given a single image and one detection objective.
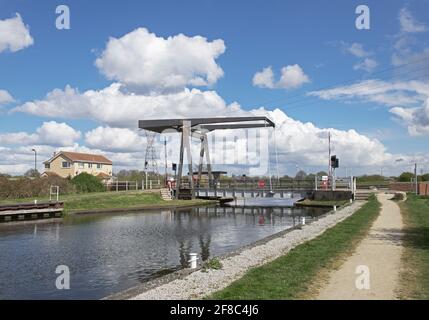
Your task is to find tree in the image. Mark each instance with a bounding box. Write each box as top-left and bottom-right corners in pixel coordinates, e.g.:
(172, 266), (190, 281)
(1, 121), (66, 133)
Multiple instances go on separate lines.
(317, 171), (328, 177)
(295, 170), (307, 180)
(421, 173), (429, 182)
(306, 173), (316, 181)
(71, 173), (105, 193)
(24, 169), (40, 178)
(398, 172), (414, 182)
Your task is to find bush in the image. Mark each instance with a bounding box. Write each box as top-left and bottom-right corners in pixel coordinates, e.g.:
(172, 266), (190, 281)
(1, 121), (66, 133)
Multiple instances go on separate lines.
(202, 257), (223, 272)
(0, 175), (75, 200)
(71, 172), (105, 193)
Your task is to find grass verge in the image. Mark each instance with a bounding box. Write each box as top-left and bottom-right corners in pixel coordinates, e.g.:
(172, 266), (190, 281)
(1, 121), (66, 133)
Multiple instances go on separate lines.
(0, 191), (215, 213)
(208, 195), (380, 300)
(295, 199), (349, 208)
(398, 194), (429, 299)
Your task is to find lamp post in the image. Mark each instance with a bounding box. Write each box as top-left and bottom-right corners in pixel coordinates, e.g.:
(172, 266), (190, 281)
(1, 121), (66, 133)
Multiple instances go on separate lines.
(31, 148), (37, 176)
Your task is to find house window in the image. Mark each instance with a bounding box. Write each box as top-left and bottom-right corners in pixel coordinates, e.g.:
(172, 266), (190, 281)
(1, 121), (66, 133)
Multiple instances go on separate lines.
(97, 164), (102, 169)
(45, 163), (50, 169)
(88, 163), (93, 168)
(78, 162), (84, 168)
(62, 162), (71, 168)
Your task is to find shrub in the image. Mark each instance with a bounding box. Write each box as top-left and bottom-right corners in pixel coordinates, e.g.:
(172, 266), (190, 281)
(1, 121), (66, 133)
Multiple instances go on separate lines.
(71, 172), (105, 193)
(0, 175), (74, 200)
(202, 257), (223, 272)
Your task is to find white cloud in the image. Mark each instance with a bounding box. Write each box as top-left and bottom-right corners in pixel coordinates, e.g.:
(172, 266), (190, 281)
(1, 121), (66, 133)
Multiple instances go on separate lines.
(13, 83), (244, 128)
(340, 42), (377, 73)
(353, 58), (378, 72)
(347, 43), (371, 58)
(390, 98), (429, 135)
(95, 28), (225, 92)
(0, 89), (14, 105)
(0, 121), (81, 147)
(253, 65), (310, 90)
(264, 108), (394, 167)
(85, 127), (146, 152)
(309, 80), (429, 107)
(0, 13), (34, 53)
(252, 67), (275, 88)
(399, 7), (427, 33)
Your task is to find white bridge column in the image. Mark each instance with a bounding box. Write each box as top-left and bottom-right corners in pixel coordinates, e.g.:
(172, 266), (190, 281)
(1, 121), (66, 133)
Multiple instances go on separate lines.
(175, 120), (195, 199)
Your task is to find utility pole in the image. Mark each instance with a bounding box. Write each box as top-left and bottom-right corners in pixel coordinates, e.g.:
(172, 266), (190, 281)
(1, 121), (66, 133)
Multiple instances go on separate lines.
(328, 131), (332, 190)
(414, 163), (418, 194)
(31, 148), (37, 176)
(164, 137), (168, 185)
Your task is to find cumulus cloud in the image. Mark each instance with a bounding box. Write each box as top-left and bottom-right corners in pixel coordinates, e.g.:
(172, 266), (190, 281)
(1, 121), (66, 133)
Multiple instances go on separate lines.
(0, 13), (34, 53)
(252, 67), (275, 88)
(390, 98), (429, 135)
(95, 28), (225, 92)
(0, 89), (14, 105)
(11, 81), (410, 174)
(13, 83), (244, 128)
(399, 7), (427, 33)
(264, 108), (394, 167)
(253, 65), (310, 89)
(85, 127), (146, 152)
(0, 121), (81, 147)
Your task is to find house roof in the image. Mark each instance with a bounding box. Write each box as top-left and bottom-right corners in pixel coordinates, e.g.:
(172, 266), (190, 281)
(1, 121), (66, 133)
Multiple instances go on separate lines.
(97, 172), (112, 178)
(44, 151), (113, 165)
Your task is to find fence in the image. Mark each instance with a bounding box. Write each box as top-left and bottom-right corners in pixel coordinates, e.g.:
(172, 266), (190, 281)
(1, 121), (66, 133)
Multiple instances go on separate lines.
(105, 180), (163, 191)
(197, 176), (355, 192)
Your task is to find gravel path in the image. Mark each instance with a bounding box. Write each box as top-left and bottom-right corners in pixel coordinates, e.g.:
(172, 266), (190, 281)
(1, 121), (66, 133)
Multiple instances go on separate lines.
(131, 201), (365, 300)
(317, 193), (404, 300)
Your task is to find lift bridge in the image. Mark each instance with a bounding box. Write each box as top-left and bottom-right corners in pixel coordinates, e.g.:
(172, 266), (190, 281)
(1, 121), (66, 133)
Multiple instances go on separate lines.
(138, 116), (275, 200)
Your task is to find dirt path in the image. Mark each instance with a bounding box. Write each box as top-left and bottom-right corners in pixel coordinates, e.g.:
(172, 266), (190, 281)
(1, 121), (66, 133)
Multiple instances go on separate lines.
(317, 193), (404, 300)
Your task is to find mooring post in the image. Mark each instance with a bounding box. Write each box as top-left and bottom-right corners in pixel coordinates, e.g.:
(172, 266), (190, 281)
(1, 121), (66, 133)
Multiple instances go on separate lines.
(188, 253), (199, 269)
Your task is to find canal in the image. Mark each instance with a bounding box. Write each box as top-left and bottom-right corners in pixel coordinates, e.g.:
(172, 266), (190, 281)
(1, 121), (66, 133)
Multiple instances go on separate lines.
(0, 204), (329, 299)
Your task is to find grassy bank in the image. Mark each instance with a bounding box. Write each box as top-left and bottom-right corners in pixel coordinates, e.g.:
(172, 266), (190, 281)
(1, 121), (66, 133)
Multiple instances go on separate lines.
(398, 194), (429, 299)
(0, 191), (215, 213)
(295, 199), (349, 208)
(209, 195), (380, 300)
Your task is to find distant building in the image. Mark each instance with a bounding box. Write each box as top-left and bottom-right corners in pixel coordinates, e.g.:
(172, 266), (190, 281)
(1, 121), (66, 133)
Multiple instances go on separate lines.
(43, 151), (113, 181)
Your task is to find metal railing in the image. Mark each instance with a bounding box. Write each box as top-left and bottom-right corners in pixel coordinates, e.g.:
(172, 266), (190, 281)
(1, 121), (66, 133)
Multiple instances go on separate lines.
(105, 180), (163, 191)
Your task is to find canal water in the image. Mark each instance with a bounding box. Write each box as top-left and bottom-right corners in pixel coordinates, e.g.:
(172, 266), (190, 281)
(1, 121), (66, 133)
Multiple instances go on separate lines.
(0, 204), (328, 299)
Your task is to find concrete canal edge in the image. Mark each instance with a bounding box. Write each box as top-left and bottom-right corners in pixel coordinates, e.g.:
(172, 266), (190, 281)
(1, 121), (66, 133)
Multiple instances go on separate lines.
(105, 201), (366, 300)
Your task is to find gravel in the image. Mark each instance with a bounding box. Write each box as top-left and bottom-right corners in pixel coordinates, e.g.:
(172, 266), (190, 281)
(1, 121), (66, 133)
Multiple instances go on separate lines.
(130, 201), (365, 300)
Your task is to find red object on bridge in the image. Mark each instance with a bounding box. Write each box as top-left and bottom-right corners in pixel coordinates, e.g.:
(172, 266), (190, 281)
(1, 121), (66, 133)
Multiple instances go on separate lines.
(258, 180), (265, 188)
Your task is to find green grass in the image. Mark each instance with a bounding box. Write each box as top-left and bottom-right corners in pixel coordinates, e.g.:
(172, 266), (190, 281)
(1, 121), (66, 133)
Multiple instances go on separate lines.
(398, 194), (429, 299)
(0, 191), (215, 213)
(296, 199), (349, 207)
(208, 195), (381, 300)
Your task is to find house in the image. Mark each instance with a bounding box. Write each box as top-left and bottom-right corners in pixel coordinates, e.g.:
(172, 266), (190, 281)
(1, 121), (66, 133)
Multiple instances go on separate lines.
(43, 151), (113, 181)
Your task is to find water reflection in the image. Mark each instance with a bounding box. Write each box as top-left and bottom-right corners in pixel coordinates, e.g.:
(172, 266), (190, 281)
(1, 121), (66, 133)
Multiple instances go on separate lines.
(0, 205), (328, 299)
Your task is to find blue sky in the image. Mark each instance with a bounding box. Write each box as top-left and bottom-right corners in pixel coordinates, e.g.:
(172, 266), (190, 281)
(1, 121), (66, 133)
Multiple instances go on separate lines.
(0, 0), (428, 175)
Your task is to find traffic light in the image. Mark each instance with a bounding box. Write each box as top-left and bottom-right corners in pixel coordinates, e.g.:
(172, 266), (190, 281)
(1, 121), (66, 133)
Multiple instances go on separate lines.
(331, 155), (339, 168)
(172, 163), (177, 171)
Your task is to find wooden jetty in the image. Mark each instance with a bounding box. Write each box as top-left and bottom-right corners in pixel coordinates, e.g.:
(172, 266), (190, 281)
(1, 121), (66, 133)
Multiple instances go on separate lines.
(0, 201), (64, 223)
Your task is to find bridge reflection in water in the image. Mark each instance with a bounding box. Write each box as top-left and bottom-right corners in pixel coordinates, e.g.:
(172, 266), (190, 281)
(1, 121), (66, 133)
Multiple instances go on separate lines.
(0, 204), (328, 300)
